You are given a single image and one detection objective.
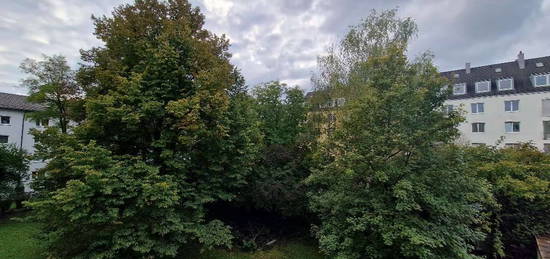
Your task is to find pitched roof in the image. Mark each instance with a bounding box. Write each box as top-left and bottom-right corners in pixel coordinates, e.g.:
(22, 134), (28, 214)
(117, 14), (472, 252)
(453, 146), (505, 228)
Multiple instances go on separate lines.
(0, 92), (45, 111)
(537, 235), (550, 259)
(441, 55), (550, 100)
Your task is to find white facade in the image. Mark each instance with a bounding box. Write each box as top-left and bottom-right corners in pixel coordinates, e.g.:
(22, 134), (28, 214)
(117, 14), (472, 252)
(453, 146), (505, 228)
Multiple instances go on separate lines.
(0, 107), (46, 191)
(445, 91), (550, 151)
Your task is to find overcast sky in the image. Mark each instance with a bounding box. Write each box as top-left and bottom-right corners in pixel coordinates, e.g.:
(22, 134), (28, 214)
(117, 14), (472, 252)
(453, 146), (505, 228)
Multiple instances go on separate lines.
(1, 0), (549, 95)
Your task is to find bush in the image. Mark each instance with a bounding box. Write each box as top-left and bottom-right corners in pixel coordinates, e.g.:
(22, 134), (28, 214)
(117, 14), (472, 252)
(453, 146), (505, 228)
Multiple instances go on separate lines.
(465, 144), (550, 258)
(0, 144), (28, 217)
(27, 143), (232, 258)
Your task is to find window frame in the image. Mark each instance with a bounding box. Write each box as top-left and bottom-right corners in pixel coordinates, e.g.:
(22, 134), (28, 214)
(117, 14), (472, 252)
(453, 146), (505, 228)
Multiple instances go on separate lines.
(505, 121), (520, 133)
(504, 100), (519, 112)
(497, 78), (514, 91)
(0, 116), (10, 125)
(471, 122), (485, 133)
(471, 102), (484, 114)
(475, 81), (491, 93)
(453, 83), (466, 95)
(533, 74), (550, 87)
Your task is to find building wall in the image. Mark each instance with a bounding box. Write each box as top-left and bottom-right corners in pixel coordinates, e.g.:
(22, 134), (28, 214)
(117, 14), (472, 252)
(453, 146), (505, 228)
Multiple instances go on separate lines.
(445, 91), (550, 150)
(0, 108), (46, 191)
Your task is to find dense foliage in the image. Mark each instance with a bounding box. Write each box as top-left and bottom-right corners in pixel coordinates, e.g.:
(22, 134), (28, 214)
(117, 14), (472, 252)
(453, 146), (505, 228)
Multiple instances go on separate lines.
(20, 2), (549, 259)
(27, 0), (258, 257)
(0, 144), (28, 216)
(246, 81), (310, 216)
(306, 10), (492, 259)
(465, 144), (550, 259)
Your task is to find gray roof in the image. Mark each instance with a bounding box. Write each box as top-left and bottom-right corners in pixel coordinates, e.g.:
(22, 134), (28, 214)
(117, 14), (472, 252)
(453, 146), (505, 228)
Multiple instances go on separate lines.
(441, 55), (550, 100)
(0, 92), (45, 111)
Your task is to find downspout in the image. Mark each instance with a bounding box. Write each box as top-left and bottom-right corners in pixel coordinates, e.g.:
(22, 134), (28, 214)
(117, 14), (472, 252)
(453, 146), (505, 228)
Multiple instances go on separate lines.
(20, 112), (25, 150)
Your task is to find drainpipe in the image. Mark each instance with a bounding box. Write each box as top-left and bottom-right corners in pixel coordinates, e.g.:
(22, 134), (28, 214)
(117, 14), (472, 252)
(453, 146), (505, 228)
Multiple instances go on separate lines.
(20, 112), (25, 150)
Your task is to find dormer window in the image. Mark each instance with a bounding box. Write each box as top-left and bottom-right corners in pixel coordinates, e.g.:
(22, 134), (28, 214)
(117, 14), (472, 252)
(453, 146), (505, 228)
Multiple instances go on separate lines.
(536, 62), (544, 67)
(533, 74), (550, 87)
(495, 68), (502, 73)
(453, 73), (460, 78)
(475, 81), (491, 93)
(453, 83), (466, 95)
(497, 78), (514, 91)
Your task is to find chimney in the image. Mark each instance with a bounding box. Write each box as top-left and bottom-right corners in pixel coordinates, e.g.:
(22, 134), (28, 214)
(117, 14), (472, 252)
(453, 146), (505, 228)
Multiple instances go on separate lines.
(465, 62), (471, 74)
(517, 51), (525, 69)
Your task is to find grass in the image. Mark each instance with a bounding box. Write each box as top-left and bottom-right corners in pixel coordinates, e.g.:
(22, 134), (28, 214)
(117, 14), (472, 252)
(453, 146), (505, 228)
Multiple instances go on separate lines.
(0, 215), (325, 259)
(0, 215), (43, 259)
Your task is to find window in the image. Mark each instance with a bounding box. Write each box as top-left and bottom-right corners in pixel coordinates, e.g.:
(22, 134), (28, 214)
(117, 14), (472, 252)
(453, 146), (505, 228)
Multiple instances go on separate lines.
(534, 74), (550, 87)
(475, 81), (490, 93)
(544, 144), (550, 154)
(504, 100), (519, 112)
(0, 116), (10, 125)
(495, 68), (502, 73)
(336, 98), (346, 107)
(444, 104), (454, 114)
(472, 122), (485, 133)
(497, 78), (514, 91)
(471, 143), (486, 147)
(0, 135), (7, 143)
(543, 99), (550, 116)
(536, 62), (544, 68)
(453, 83), (466, 95)
(35, 119), (49, 127)
(504, 143), (520, 149)
(544, 121), (550, 140)
(505, 121), (520, 133)
(471, 103), (484, 114)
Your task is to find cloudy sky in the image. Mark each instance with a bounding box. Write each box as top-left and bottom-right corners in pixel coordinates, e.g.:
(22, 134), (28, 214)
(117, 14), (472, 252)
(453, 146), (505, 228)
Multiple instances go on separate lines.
(1, 0), (549, 95)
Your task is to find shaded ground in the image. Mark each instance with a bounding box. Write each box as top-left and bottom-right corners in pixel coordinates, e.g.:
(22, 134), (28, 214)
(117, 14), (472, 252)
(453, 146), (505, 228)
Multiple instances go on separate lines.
(0, 214), (324, 259)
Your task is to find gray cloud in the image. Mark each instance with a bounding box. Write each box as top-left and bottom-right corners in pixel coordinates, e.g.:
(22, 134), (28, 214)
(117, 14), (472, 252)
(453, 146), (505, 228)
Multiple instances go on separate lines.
(1, 0), (549, 94)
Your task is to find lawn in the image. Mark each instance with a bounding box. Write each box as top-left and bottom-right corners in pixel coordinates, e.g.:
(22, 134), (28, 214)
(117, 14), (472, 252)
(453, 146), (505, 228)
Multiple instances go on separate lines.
(0, 215), (325, 259)
(0, 215), (42, 259)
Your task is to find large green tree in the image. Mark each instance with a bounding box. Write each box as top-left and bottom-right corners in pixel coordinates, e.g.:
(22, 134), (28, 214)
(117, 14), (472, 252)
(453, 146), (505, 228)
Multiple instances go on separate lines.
(28, 0), (259, 257)
(307, 10), (491, 259)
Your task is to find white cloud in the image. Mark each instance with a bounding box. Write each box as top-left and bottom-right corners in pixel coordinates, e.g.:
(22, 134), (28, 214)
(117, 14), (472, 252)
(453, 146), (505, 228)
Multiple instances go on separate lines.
(0, 0), (548, 95)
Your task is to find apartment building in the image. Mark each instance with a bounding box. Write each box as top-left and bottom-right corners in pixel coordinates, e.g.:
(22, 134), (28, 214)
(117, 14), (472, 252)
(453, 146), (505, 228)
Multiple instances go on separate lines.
(442, 52), (550, 152)
(0, 92), (46, 191)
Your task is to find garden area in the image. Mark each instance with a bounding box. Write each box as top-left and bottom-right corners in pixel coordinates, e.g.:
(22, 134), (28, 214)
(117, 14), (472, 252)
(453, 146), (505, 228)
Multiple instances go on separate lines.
(0, 1), (549, 258)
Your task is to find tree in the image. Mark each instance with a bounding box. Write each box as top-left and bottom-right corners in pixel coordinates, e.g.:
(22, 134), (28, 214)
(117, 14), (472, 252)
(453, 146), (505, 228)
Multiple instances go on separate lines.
(28, 0), (259, 257)
(307, 10), (491, 259)
(465, 144), (550, 259)
(0, 144), (28, 217)
(246, 81), (310, 216)
(20, 55), (81, 133)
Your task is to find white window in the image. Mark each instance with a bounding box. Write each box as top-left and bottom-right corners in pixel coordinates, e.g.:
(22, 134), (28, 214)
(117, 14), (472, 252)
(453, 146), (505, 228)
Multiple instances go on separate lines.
(504, 100), (519, 112)
(505, 121), (520, 133)
(336, 98), (346, 107)
(444, 104), (454, 114)
(453, 83), (466, 95)
(471, 103), (484, 114)
(0, 135), (7, 143)
(475, 81), (490, 93)
(543, 99), (550, 116)
(504, 143), (520, 149)
(497, 78), (514, 91)
(472, 122), (485, 133)
(0, 116), (10, 125)
(533, 74), (550, 87)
